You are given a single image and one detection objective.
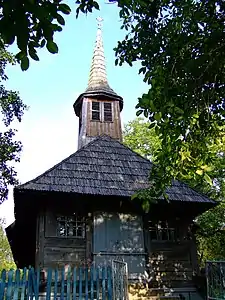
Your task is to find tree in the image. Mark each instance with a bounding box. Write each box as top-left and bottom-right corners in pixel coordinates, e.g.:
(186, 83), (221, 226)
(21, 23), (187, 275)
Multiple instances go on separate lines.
(123, 117), (160, 161)
(196, 203), (225, 264)
(0, 0), (73, 70)
(0, 42), (27, 203)
(123, 117), (225, 262)
(0, 218), (16, 271)
(115, 0), (225, 200)
(0, 0), (95, 70)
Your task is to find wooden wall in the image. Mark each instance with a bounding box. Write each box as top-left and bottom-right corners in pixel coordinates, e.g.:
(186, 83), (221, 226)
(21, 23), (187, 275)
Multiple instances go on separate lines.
(148, 241), (196, 288)
(35, 207), (199, 291)
(144, 219), (199, 289)
(35, 210), (92, 268)
(78, 97), (122, 148)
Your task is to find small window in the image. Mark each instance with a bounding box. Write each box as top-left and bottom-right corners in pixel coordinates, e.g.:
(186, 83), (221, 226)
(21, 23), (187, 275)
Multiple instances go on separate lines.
(104, 103), (112, 122)
(92, 102), (100, 121)
(148, 220), (177, 241)
(91, 101), (113, 122)
(57, 215), (86, 238)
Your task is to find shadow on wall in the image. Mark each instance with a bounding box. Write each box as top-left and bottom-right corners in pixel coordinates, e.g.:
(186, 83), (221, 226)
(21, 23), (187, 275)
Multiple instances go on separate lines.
(93, 212), (146, 278)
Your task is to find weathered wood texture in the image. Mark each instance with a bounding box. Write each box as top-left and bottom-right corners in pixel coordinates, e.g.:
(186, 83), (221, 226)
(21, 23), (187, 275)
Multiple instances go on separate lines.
(35, 212), (45, 268)
(143, 216), (199, 289)
(87, 99), (122, 141)
(36, 210), (90, 268)
(35, 206), (199, 291)
(147, 240), (197, 288)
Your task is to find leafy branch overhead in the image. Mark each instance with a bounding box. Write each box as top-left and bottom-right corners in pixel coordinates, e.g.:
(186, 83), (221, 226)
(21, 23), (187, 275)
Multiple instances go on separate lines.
(0, 0), (103, 71)
(115, 0), (225, 199)
(0, 0), (72, 70)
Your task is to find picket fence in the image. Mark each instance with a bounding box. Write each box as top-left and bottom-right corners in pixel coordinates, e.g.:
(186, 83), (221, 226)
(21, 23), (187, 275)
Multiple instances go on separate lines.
(0, 266), (119, 300)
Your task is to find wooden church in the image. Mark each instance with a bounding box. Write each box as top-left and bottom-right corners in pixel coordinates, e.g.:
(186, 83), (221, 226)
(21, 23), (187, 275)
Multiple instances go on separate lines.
(6, 19), (216, 300)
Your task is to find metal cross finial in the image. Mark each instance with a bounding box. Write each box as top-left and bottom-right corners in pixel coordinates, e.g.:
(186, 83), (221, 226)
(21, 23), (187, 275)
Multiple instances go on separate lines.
(96, 16), (104, 29)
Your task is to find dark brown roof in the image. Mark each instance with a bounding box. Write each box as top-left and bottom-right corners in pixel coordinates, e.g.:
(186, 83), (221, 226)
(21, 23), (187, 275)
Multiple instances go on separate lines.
(15, 135), (215, 204)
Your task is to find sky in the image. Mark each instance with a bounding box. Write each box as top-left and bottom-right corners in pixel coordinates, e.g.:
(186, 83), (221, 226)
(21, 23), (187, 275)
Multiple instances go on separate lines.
(0, 0), (149, 227)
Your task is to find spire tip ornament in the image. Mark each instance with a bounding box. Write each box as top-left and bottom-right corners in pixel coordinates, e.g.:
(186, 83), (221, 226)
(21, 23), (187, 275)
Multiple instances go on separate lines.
(96, 16), (104, 29)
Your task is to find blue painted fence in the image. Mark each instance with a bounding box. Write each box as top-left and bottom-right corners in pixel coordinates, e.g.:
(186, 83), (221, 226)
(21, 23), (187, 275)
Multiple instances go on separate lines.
(0, 266), (113, 300)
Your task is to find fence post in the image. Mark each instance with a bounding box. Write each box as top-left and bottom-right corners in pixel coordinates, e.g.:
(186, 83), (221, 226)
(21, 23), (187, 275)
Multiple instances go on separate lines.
(79, 267), (82, 300)
(107, 266), (112, 300)
(67, 266), (71, 300)
(0, 270), (6, 300)
(54, 269), (58, 300)
(13, 269), (20, 300)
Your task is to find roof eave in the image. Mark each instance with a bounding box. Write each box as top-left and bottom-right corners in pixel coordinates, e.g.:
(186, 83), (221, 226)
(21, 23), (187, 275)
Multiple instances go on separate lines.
(73, 90), (123, 117)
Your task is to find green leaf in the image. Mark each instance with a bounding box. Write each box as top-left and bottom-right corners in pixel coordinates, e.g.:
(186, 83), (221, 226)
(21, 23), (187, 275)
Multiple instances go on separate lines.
(59, 3), (71, 15)
(93, 1), (100, 9)
(154, 112), (162, 121)
(131, 192), (138, 201)
(139, 67), (146, 74)
(56, 14), (65, 26)
(204, 173), (213, 185)
(142, 200), (150, 213)
(148, 122), (155, 129)
(21, 56), (29, 71)
(136, 110), (143, 116)
(29, 51), (39, 61)
(40, 39), (46, 48)
(149, 100), (156, 112)
(175, 107), (184, 115)
(15, 51), (26, 60)
(46, 41), (58, 54)
(196, 169), (203, 176)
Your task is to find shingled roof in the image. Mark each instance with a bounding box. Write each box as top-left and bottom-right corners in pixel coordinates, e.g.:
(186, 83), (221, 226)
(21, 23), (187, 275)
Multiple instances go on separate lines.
(16, 135), (215, 204)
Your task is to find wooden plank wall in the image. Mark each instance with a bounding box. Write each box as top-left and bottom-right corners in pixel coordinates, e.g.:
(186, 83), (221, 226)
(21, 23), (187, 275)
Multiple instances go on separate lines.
(148, 241), (194, 288)
(145, 220), (199, 289)
(36, 211), (91, 268)
(35, 209), (199, 291)
(86, 99), (122, 141)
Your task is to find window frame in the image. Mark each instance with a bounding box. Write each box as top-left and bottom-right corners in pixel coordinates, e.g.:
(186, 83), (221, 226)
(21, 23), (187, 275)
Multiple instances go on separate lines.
(91, 101), (113, 122)
(148, 220), (178, 242)
(103, 102), (113, 122)
(91, 101), (101, 121)
(56, 214), (86, 239)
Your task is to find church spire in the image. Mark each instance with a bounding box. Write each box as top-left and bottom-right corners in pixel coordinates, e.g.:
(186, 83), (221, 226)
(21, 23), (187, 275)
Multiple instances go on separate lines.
(74, 17), (123, 118)
(87, 17), (108, 90)
(73, 17), (123, 149)
(84, 17), (121, 98)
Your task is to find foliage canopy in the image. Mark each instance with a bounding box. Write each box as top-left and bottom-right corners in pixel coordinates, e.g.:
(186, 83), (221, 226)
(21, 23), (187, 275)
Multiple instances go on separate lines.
(0, 218), (16, 271)
(116, 0), (225, 200)
(0, 44), (27, 203)
(123, 117), (225, 262)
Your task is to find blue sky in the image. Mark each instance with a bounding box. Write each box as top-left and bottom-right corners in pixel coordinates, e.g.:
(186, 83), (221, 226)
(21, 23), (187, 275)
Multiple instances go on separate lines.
(0, 0), (149, 226)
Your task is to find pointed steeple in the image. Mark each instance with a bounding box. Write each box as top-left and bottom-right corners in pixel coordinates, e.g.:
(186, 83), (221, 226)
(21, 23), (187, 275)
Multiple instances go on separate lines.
(74, 17), (123, 117)
(86, 17), (109, 90)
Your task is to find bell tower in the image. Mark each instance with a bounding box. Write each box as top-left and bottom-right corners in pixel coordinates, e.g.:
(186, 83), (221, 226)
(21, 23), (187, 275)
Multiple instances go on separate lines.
(73, 17), (123, 149)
